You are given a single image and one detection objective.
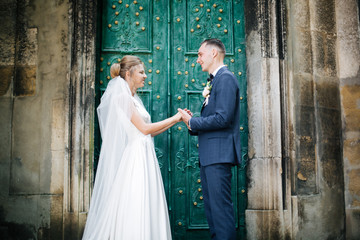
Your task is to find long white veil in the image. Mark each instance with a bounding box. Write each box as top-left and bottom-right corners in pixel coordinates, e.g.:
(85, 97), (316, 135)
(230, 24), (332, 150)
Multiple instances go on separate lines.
(82, 76), (136, 239)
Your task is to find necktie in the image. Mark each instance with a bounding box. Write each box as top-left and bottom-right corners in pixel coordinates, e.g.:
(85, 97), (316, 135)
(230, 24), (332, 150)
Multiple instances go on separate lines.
(207, 73), (214, 82)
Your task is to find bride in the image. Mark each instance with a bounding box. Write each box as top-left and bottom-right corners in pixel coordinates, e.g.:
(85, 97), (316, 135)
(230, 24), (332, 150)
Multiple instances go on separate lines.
(82, 56), (180, 239)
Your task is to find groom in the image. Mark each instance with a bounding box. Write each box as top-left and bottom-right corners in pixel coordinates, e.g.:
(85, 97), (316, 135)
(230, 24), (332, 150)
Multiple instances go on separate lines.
(178, 39), (241, 240)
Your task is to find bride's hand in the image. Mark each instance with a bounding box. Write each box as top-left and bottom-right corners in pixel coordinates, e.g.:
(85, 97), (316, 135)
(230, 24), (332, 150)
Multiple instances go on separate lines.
(174, 112), (182, 122)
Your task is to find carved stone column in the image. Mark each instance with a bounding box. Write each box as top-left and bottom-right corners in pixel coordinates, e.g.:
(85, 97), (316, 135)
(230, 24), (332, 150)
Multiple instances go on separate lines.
(245, 0), (286, 239)
(63, 0), (97, 239)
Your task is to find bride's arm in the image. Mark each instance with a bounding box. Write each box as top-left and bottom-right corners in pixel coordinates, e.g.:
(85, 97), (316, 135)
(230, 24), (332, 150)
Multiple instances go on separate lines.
(151, 122), (177, 137)
(131, 109), (182, 136)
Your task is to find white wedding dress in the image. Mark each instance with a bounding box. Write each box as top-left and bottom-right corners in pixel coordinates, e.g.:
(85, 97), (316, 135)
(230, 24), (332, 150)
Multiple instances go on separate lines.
(82, 77), (172, 240)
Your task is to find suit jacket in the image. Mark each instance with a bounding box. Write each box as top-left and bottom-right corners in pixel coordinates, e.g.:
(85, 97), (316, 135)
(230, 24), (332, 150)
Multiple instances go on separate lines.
(189, 66), (242, 166)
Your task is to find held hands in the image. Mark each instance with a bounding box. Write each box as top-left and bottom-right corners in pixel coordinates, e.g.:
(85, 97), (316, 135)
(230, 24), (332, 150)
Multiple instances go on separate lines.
(177, 108), (193, 130)
(174, 112), (183, 122)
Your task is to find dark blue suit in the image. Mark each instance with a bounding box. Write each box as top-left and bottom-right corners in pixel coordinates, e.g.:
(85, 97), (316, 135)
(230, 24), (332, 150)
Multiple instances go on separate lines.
(189, 66), (241, 240)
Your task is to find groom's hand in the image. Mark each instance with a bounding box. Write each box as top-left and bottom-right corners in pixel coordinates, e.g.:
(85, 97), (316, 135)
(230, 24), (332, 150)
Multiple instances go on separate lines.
(183, 108), (193, 117)
(177, 108), (192, 130)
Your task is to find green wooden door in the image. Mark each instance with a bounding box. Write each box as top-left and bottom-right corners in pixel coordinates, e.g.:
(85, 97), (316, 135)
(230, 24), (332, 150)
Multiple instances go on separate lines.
(95, 0), (248, 239)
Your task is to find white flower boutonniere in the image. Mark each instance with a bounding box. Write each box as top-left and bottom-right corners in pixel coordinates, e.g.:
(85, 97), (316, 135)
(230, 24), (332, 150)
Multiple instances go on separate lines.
(202, 81), (212, 106)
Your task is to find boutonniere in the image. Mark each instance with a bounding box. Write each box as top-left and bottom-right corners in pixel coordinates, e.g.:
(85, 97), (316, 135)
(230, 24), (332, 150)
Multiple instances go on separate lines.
(202, 81), (212, 106)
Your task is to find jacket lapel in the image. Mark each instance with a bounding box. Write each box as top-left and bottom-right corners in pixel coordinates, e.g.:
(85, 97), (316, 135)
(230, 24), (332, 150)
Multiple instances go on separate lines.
(200, 67), (228, 113)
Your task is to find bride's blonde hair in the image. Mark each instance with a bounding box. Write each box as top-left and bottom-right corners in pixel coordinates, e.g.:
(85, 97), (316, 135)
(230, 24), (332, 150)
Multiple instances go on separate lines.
(119, 55), (145, 79)
(110, 63), (120, 79)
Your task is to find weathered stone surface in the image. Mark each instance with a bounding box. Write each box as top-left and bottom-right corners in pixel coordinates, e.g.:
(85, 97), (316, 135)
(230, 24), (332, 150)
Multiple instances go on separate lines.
(344, 139), (360, 165)
(341, 85), (360, 110)
(14, 66), (36, 96)
(311, 32), (337, 77)
(293, 74), (314, 107)
(290, 0), (310, 29)
(294, 190), (345, 239)
(50, 195), (63, 240)
(247, 58), (281, 159)
(246, 210), (282, 240)
(346, 209), (360, 239)
(16, 28), (38, 65)
(321, 141), (343, 188)
(309, 0), (336, 33)
(335, 0), (360, 37)
(0, 66), (13, 96)
(0, 1), (16, 65)
(348, 169), (360, 207)
(247, 157), (282, 210)
(341, 85), (360, 131)
(337, 34), (360, 80)
(0, 98), (11, 196)
(10, 98), (42, 194)
(318, 108), (341, 139)
(292, 29), (313, 74)
(315, 80), (340, 109)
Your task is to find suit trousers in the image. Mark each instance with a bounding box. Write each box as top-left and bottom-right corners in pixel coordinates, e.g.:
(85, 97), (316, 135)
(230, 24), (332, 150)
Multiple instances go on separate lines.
(200, 163), (236, 240)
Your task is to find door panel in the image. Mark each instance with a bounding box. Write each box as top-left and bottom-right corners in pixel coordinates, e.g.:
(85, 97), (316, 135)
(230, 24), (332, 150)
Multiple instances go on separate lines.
(95, 1), (247, 239)
(96, 0), (170, 195)
(170, 0), (247, 239)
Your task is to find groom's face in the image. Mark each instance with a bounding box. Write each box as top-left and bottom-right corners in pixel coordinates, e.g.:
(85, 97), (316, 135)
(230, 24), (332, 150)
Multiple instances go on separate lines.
(197, 43), (213, 73)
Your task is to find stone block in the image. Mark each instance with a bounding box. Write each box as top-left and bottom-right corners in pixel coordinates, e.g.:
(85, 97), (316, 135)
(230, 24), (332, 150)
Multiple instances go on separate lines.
(343, 109), (360, 132)
(293, 74), (314, 107)
(346, 208), (360, 239)
(14, 66), (37, 97)
(0, 66), (13, 96)
(50, 195), (63, 240)
(0, 98), (12, 164)
(335, 0), (360, 37)
(290, 0), (310, 29)
(0, 162), (10, 196)
(337, 35), (360, 79)
(247, 58), (282, 158)
(51, 99), (65, 151)
(295, 105), (315, 137)
(10, 98), (42, 194)
(3, 195), (51, 239)
(50, 150), (64, 194)
(344, 138), (360, 165)
(320, 140), (343, 188)
(348, 168), (360, 207)
(292, 29), (313, 74)
(309, 0), (336, 33)
(16, 28), (38, 66)
(0, 1), (16, 65)
(312, 32), (337, 78)
(247, 157), (282, 210)
(315, 80), (340, 109)
(341, 85), (360, 110)
(296, 156), (317, 194)
(245, 210), (282, 240)
(295, 191), (345, 239)
(318, 108), (341, 139)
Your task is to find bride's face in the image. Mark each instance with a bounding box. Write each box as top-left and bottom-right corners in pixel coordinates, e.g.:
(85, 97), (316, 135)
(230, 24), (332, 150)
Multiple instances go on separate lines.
(130, 64), (147, 89)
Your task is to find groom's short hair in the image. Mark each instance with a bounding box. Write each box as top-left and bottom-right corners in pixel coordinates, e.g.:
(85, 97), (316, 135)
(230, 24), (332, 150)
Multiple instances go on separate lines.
(201, 39), (226, 57)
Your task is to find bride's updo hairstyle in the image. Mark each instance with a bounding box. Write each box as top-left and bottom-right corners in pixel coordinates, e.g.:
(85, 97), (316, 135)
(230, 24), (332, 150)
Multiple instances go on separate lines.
(119, 55), (145, 79)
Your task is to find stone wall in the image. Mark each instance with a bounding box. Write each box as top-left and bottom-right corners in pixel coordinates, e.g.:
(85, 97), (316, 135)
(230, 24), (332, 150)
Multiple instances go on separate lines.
(336, 0), (360, 239)
(0, 0), (88, 239)
(287, 0), (346, 238)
